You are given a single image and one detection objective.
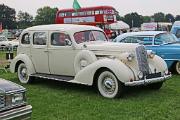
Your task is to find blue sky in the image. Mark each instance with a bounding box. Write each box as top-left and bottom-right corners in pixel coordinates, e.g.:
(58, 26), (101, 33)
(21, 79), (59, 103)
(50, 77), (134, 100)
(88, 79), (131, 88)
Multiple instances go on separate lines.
(1, 0), (180, 16)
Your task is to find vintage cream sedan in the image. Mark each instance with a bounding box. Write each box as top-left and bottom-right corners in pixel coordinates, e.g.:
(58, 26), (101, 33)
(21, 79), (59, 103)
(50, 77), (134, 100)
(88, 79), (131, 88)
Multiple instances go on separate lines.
(10, 24), (171, 98)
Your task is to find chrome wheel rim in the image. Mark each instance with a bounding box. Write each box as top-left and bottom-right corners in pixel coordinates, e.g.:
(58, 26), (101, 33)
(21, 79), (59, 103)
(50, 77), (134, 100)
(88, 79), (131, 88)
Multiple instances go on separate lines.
(102, 77), (116, 95)
(19, 65), (28, 82)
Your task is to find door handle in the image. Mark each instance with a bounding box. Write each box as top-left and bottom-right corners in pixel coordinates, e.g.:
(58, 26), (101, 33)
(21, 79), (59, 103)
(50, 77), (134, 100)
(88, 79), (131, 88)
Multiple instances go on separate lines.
(44, 50), (48, 53)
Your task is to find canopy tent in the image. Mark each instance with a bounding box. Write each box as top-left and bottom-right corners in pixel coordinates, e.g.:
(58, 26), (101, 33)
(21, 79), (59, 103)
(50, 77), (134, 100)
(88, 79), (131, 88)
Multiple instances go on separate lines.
(109, 21), (130, 30)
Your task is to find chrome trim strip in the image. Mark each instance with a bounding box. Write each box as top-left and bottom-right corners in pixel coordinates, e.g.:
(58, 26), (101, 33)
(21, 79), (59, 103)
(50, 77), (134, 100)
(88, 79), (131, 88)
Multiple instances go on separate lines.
(125, 74), (171, 86)
(0, 105), (32, 120)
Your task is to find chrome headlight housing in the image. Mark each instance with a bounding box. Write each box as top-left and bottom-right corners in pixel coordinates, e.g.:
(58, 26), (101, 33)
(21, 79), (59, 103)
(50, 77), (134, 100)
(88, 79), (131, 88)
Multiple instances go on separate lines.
(119, 52), (135, 62)
(5, 92), (26, 107)
(127, 53), (135, 62)
(138, 71), (144, 79)
(147, 50), (155, 59)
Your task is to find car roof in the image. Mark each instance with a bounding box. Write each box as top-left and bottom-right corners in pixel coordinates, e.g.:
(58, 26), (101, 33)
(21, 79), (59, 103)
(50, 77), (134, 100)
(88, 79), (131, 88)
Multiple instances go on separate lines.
(24, 24), (103, 33)
(115, 31), (167, 40)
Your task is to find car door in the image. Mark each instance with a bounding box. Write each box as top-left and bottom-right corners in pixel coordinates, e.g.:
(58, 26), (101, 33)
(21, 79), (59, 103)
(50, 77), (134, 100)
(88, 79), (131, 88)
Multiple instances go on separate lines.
(30, 31), (50, 74)
(48, 31), (78, 76)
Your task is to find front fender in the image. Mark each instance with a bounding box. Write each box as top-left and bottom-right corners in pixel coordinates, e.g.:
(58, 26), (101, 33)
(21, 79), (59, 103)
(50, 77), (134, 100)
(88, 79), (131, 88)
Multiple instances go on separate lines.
(72, 58), (134, 85)
(148, 55), (168, 73)
(10, 54), (35, 75)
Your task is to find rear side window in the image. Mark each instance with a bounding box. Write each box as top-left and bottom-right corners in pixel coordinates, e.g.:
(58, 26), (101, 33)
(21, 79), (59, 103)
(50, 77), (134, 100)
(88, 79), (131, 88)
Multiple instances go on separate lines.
(33, 32), (47, 45)
(21, 33), (30, 44)
(176, 29), (180, 38)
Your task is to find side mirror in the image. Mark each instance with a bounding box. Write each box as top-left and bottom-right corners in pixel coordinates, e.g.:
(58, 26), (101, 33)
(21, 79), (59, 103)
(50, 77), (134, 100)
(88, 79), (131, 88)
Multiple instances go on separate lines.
(65, 39), (72, 46)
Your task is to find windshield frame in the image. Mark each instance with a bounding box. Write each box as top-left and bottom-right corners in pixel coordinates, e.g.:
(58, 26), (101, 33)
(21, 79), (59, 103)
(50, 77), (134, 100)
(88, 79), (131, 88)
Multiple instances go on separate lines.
(73, 30), (108, 44)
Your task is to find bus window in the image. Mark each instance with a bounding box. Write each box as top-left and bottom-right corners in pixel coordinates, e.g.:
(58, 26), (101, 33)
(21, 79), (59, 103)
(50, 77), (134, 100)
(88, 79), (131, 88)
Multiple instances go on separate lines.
(59, 12), (64, 17)
(99, 10), (103, 14)
(65, 12), (72, 17)
(86, 11), (92, 15)
(95, 10), (100, 15)
(91, 11), (94, 15)
(79, 11), (85, 16)
(72, 12), (78, 16)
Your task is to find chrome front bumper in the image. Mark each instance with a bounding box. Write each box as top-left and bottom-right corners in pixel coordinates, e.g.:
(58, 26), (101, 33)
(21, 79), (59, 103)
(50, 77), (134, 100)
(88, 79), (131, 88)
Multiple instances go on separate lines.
(125, 74), (171, 86)
(0, 105), (32, 120)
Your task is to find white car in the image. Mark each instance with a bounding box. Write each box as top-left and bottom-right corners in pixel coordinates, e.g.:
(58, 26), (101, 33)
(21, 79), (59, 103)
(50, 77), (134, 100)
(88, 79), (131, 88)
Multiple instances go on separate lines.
(10, 24), (171, 98)
(0, 36), (19, 49)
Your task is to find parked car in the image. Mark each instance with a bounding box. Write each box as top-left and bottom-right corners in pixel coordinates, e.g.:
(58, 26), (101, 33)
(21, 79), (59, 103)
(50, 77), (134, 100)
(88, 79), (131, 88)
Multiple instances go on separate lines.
(171, 21), (180, 40)
(0, 36), (19, 49)
(0, 78), (32, 120)
(10, 24), (171, 98)
(114, 31), (180, 74)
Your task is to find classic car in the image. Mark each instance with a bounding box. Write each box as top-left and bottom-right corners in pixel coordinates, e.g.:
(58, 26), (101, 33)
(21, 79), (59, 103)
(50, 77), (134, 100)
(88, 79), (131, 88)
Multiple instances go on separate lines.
(0, 78), (32, 120)
(114, 31), (180, 74)
(0, 36), (19, 49)
(10, 24), (171, 98)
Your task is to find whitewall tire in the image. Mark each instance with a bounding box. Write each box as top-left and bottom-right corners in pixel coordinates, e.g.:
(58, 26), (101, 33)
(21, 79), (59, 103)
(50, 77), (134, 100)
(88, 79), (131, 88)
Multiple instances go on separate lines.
(18, 63), (32, 84)
(97, 70), (124, 98)
(175, 61), (180, 74)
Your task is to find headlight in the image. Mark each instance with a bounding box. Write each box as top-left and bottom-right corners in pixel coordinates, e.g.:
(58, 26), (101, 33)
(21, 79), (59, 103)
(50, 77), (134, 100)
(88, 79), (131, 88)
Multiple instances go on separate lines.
(5, 92), (25, 107)
(12, 93), (24, 104)
(138, 71), (144, 79)
(119, 52), (134, 62)
(147, 50), (155, 59)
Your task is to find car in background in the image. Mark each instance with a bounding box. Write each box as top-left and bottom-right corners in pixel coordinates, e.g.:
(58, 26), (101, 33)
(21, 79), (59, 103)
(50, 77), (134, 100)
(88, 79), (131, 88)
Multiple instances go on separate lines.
(114, 31), (180, 74)
(0, 36), (19, 49)
(171, 21), (180, 40)
(0, 78), (32, 119)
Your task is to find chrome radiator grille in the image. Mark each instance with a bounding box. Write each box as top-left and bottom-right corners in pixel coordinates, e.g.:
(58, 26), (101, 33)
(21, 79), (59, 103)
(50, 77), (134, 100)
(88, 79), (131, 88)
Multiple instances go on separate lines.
(0, 95), (5, 108)
(136, 46), (149, 75)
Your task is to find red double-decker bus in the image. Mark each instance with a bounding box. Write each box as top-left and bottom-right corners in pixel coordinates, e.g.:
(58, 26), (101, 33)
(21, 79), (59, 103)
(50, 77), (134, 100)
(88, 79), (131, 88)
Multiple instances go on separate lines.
(55, 6), (117, 37)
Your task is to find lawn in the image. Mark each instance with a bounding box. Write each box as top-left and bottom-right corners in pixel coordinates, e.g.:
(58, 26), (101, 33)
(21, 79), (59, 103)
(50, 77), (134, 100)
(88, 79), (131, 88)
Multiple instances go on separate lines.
(0, 71), (179, 120)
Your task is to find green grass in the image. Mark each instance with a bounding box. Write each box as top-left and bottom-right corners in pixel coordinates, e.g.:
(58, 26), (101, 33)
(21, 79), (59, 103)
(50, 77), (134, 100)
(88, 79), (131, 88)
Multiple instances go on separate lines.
(0, 71), (179, 120)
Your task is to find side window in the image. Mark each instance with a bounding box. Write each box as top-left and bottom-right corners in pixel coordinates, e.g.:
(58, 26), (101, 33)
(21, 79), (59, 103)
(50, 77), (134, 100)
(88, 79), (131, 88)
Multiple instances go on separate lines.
(33, 32), (47, 45)
(59, 12), (64, 17)
(176, 29), (180, 38)
(51, 32), (71, 46)
(121, 37), (139, 43)
(137, 37), (153, 45)
(154, 34), (163, 45)
(21, 33), (30, 44)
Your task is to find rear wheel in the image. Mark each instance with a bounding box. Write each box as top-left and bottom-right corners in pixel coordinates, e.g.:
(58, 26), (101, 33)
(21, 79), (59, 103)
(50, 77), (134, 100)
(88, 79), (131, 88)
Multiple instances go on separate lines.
(18, 63), (32, 84)
(175, 61), (180, 74)
(97, 70), (124, 98)
(148, 82), (163, 90)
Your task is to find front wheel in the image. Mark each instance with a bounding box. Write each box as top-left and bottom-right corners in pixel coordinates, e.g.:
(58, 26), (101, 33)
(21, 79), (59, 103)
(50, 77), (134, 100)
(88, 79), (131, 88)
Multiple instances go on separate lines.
(18, 63), (32, 84)
(97, 70), (124, 98)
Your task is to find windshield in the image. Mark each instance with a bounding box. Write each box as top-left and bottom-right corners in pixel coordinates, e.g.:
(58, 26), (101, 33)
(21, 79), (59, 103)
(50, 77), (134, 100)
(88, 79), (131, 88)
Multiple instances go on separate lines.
(74, 30), (107, 44)
(154, 33), (179, 45)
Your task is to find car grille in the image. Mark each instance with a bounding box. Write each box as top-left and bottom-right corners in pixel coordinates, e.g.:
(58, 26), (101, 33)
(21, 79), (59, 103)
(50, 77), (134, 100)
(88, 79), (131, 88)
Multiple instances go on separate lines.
(136, 46), (149, 75)
(0, 95), (5, 108)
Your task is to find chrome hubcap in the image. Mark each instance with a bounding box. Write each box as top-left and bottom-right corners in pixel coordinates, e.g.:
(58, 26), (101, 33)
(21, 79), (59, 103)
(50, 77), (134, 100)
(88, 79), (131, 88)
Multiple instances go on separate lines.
(102, 77), (116, 94)
(20, 67), (28, 81)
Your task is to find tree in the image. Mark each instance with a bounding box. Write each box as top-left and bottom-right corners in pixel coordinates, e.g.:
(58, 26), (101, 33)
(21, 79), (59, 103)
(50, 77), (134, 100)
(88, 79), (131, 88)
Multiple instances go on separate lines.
(116, 14), (124, 21)
(175, 15), (180, 21)
(17, 11), (33, 29)
(153, 12), (165, 22)
(123, 12), (143, 28)
(143, 16), (151, 22)
(0, 4), (16, 29)
(34, 6), (58, 25)
(165, 14), (175, 23)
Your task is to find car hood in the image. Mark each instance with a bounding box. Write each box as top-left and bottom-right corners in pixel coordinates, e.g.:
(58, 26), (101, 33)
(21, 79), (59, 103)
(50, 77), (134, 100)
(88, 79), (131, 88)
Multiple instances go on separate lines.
(80, 41), (139, 53)
(0, 40), (18, 46)
(0, 79), (25, 93)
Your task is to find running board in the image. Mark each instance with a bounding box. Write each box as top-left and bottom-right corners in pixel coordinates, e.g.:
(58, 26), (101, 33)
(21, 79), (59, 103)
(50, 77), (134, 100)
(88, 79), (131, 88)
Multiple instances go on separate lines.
(30, 73), (74, 82)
